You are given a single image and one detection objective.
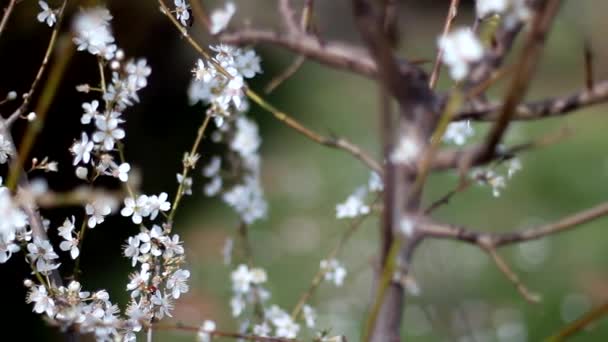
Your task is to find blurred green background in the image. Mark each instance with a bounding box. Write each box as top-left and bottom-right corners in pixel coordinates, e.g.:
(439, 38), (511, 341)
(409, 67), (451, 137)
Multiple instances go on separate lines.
(1, 0), (608, 341)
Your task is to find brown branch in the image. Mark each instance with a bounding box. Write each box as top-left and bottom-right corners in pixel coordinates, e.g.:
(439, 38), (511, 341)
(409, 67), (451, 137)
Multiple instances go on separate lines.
(219, 29), (427, 81)
(432, 124), (568, 171)
(0, 0), (17, 39)
(479, 239), (540, 303)
(278, 0), (299, 34)
(7, 0), (69, 126)
(428, 0), (460, 89)
(547, 301), (608, 341)
(478, 0), (561, 162)
(420, 200), (608, 247)
(455, 79), (608, 121)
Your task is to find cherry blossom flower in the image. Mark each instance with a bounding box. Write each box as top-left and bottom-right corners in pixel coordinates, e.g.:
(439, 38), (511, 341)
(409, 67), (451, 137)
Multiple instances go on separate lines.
(320, 259), (347, 287)
(438, 28), (484, 81)
(147, 192), (171, 220)
(81, 100), (99, 124)
(151, 290), (173, 319)
(197, 320), (216, 342)
(93, 115), (125, 151)
(210, 1), (236, 34)
(444, 120), (474, 146)
(37, 1), (57, 27)
(85, 200), (114, 228)
(166, 269), (190, 299)
(121, 195), (151, 224)
(176, 173), (193, 195)
(390, 135), (420, 165)
(57, 216), (76, 240)
(0, 133), (13, 164)
(71, 132), (94, 165)
(27, 285), (55, 316)
(174, 0), (191, 27)
(336, 187), (370, 219)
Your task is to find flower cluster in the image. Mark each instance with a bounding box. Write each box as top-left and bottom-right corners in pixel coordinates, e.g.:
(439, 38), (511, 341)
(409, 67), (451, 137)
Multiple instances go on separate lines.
(320, 258), (347, 287)
(190, 44), (266, 224)
(472, 158), (523, 197)
(444, 120), (475, 146)
(336, 172), (383, 219)
(0, 179), (30, 264)
(438, 28), (484, 81)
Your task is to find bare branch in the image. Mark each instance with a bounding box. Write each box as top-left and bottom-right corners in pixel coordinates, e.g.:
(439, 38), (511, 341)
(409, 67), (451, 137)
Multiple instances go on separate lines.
(547, 301), (608, 341)
(278, 0), (300, 34)
(419, 200), (608, 247)
(429, 0), (460, 89)
(455, 79), (608, 121)
(220, 29), (427, 81)
(0, 0), (17, 40)
(478, 0), (562, 162)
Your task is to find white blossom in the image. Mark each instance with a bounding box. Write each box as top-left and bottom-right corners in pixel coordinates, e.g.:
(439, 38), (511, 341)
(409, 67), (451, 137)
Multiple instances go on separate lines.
(234, 49), (262, 79)
(390, 135), (420, 165)
(93, 115), (125, 151)
(302, 305), (316, 328)
(368, 171), (384, 192)
(150, 290), (173, 319)
(113, 162), (130, 182)
(197, 320), (216, 342)
(210, 1), (235, 34)
(57, 216), (76, 241)
(85, 199), (114, 228)
(72, 6), (115, 58)
(176, 173), (193, 196)
(336, 187), (369, 219)
(320, 259), (347, 287)
(203, 156), (222, 177)
(27, 285), (55, 316)
(222, 176), (267, 224)
(26, 237), (61, 275)
(444, 120), (474, 146)
(438, 28), (484, 81)
(0, 186), (28, 242)
(126, 59), (152, 89)
(146, 192), (171, 220)
(0, 134), (12, 164)
(174, 0), (191, 27)
(166, 269), (190, 299)
(37, 1), (57, 27)
(81, 100), (99, 124)
(204, 176), (222, 196)
(121, 195), (151, 224)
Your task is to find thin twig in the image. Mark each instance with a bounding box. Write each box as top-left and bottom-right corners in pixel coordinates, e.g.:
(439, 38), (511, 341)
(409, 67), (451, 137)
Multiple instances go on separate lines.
(478, 0), (561, 162)
(547, 301), (608, 341)
(6, 0), (69, 126)
(479, 240), (540, 303)
(428, 0), (460, 89)
(158, 0), (382, 174)
(455, 78), (608, 122)
(0, 0), (17, 39)
(291, 198), (377, 320)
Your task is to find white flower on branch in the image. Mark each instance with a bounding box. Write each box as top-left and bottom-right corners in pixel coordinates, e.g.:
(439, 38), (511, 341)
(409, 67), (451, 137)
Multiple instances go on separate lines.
(368, 171), (384, 192)
(85, 198), (115, 228)
(320, 258), (347, 287)
(0, 185), (28, 243)
(302, 305), (316, 328)
(176, 173), (193, 196)
(72, 6), (115, 59)
(166, 269), (190, 299)
(0, 134), (13, 164)
(147, 192), (171, 220)
(93, 115), (125, 151)
(121, 195), (151, 224)
(266, 305), (300, 338)
(197, 320), (216, 342)
(336, 186), (370, 219)
(37, 1), (57, 27)
(26, 237), (61, 275)
(27, 284), (55, 317)
(151, 290), (173, 319)
(174, 0), (191, 27)
(438, 28), (484, 81)
(210, 1), (236, 35)
(125, 58), (152, 89)
(444, 120), (474, 146)
(113, 162), (131, 182)
(81, 100), (100, 124)
(390, 135), (420, 165)
(223, 176), (268, 224)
